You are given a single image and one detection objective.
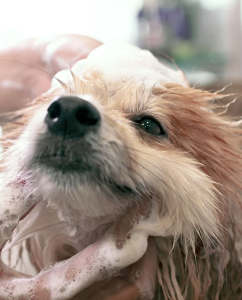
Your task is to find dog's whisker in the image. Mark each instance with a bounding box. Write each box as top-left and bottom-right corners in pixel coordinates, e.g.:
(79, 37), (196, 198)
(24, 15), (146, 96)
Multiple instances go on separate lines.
(0, 147), (18, 163)
(0, 58), (69, 92)
(0, 59), (55, 79)
(31, 54), (58, 76)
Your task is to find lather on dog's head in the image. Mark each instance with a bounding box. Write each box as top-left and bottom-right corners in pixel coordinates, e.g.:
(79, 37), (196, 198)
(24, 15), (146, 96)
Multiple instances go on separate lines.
(1, 43), (242, 297)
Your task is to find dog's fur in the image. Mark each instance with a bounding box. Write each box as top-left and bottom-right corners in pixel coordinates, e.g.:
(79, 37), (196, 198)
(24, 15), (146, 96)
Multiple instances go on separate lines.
(1, 44), (242, 299)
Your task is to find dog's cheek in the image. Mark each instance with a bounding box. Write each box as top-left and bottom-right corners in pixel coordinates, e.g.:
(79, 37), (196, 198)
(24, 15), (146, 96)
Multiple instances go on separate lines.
(128, 149), (220, 248)
(19, 109), (49, 167)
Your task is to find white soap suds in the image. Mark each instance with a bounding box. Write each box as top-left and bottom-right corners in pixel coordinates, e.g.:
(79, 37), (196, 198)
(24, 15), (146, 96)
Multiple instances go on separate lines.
(52, 43), (188, 89)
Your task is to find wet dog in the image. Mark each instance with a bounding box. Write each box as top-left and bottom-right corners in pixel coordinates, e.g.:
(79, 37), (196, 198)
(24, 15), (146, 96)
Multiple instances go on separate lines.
(0, 43), (242, 299)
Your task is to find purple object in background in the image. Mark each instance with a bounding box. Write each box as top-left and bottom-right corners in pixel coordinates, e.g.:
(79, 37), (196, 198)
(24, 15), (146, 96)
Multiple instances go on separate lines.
(159, 6), (191, 40)
(137, 3), (191, 50)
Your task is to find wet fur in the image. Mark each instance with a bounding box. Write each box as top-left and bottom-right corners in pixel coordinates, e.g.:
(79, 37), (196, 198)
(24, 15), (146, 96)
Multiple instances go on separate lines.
(1, 69), (242, 299)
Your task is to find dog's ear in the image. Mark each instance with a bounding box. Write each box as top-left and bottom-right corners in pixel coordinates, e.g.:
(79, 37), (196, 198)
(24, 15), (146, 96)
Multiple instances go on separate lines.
(154, 83), (242, 217)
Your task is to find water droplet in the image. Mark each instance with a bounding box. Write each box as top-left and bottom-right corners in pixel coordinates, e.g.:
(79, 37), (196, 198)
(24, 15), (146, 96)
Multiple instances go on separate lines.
(19, 180), (26, 186)
(40, 266), (50, 273)
(115, 239), (124, 249)
(60, 286), (66, 293)
(2, 224), (15, 239)
(10, 214), (17, 220)
(134, 269), (142, 279)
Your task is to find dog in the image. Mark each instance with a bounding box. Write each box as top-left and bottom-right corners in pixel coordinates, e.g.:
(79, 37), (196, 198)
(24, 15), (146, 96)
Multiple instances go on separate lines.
(0, 43), (242, 299)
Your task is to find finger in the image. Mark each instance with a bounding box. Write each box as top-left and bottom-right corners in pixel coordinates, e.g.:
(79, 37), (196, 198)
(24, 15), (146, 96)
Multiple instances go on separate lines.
(70, 279), (110, 300)
(84, 238), (157, 300)
(123, 237), (157, 299)
(110, 199), (152, 249)
(88, 277), (141, 300)
(42, 34), (102, 71)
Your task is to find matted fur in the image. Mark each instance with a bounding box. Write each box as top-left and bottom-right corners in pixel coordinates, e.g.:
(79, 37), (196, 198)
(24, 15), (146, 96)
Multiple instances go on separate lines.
(1, 68), (242, 299)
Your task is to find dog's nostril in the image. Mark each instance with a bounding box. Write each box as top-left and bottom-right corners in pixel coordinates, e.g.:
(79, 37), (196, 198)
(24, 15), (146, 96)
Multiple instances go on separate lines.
(76, 105), (100, 126)
(48, 102), (61, 120)
(116, 185), (133, 194)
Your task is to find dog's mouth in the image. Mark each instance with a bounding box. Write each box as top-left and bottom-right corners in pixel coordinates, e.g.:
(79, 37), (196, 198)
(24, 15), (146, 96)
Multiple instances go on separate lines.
(35, 154), (135, 196)
(37, 154), (87, 171)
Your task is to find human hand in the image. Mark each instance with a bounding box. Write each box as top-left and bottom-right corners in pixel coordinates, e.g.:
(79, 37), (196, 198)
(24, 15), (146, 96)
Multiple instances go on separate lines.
(0, 175), (157, 300)
(0, 34), (102, 112)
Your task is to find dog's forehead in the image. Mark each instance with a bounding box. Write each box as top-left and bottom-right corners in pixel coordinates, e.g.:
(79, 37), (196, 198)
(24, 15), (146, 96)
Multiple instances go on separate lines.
(51, 43), (188, 89)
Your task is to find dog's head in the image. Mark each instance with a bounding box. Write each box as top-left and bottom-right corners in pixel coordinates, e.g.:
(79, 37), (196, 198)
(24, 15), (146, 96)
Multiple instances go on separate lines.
(2, 43), (242, 252)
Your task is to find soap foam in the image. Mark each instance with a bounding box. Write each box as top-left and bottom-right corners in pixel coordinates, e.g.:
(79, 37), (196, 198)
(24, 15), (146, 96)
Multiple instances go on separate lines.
(52, 43), (188, 89)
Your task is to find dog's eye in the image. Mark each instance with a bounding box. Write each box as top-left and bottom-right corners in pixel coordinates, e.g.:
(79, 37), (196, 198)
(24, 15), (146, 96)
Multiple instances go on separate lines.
(135, 117), (166, 136)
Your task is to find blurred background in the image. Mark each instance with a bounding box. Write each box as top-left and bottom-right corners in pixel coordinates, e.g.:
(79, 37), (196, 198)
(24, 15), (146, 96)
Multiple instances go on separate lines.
(0, 0), (241, 145)
(0, 0), (241, 114)
(0, 0), (241, 87)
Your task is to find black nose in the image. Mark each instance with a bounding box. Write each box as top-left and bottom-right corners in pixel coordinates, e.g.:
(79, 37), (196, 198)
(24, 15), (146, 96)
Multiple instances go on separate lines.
(45, 96), (100, 137)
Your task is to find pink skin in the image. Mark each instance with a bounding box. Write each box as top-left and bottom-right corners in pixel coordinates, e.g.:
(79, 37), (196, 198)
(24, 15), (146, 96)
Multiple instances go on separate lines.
(0, 175), (156, 300)
(0, 34), (102, 113)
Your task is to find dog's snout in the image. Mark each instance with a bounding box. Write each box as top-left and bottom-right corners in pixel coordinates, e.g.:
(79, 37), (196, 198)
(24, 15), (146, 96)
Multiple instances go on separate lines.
(45, 96), (100, 137)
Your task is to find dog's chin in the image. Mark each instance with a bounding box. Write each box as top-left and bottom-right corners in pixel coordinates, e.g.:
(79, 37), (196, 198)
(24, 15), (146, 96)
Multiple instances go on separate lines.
(28, 159), (136, 222)
(31, 155), (135, 191)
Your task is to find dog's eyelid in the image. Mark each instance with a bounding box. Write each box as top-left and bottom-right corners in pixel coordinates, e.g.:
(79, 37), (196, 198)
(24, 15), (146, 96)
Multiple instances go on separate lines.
(129, 113), (161, 122)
